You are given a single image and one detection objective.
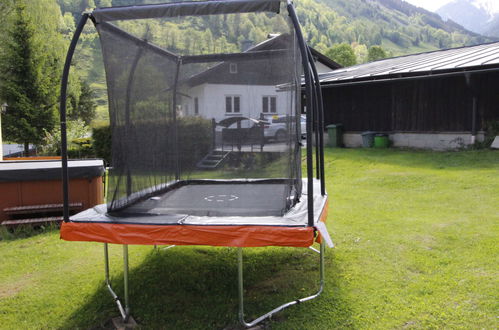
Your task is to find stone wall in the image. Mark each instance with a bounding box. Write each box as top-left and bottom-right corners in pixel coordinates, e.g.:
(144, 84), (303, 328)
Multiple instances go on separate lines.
(335, 132), (485, 150)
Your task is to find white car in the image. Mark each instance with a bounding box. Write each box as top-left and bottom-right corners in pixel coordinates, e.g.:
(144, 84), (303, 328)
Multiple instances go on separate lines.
(300, 115), (306, 138)
(262, 115), (307, 141)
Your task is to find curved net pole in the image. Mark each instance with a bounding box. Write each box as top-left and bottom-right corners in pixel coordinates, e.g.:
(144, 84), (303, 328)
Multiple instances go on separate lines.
(308, 58), (320, 179)
(171, 59), (182, 181)
(287, 0), (314, 227)
(60, 13), (90, 222)
(125, 47), (145, 196)
(307, 47), (326, 195)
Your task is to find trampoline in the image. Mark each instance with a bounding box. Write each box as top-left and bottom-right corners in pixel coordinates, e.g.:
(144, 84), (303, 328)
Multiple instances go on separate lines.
(59, 0), (329, 327)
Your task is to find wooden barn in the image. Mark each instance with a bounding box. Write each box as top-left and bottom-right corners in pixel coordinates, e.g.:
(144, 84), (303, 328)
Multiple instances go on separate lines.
(317, 42), (499, 149)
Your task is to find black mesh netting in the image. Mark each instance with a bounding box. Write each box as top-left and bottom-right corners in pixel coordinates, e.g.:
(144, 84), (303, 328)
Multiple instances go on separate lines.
(95, 1), (303, 216)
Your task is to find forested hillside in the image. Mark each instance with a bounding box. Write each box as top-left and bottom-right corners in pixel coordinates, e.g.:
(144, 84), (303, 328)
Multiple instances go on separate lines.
(59, 0), (491, 54)
(54, 0), (492, 121)
(1, 0), (494, 126)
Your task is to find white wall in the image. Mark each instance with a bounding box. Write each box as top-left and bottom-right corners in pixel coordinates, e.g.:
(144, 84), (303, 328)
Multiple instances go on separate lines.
(341, 131), (485, 150)
(181, 83), (296, 123)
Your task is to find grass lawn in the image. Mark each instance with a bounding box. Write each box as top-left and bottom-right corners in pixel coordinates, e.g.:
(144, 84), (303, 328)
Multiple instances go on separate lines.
(0, 149), (497, 329)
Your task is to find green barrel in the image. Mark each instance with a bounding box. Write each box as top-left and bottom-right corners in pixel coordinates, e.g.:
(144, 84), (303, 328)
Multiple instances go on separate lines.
(326, 124), (343, 147)
(374, 134), (389, 148)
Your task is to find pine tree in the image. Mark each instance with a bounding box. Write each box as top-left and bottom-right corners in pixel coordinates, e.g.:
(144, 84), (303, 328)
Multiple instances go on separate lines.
(68, 79), (96, 125)
(0, 2), (57, 153)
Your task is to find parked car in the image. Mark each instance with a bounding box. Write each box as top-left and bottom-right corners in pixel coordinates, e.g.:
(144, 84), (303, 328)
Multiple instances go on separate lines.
(300, 114), (306, 138)
(262, 115), (307, 141)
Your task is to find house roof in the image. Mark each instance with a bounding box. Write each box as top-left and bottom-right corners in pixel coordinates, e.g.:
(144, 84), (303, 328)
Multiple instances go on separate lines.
(186, 33), (294, 87)
(186, 35), (338, 87)
(317, 41), (499, 86)
(309, 48), (341, 70)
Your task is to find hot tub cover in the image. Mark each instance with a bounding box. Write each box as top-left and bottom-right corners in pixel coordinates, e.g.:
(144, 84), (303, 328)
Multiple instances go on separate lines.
(0, 159), (105, 182)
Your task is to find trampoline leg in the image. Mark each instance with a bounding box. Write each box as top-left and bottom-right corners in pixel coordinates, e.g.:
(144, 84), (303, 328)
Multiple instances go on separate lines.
(237, 248), (245, 325)
(237, 243), (325, 328)
(103, 243), (129, 322)
(123, 244), (130, 321)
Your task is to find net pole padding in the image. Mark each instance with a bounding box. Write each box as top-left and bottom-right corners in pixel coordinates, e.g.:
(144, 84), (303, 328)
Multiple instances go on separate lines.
(307, 47), (326, 196)
(125, 47), (144, 197)
(307, 47), (325, 193)
(287, 1), (314, 227)
(309, 59), (320, 179)
(172, 59), (181, 181)
(60, 13), (90, 222)
(91, 0), (281, 23)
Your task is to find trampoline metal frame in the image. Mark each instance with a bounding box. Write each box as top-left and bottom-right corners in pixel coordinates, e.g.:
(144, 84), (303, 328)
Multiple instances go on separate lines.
(102, 242), (325, 327)
(104, 243), (129, 321)
(60, 1), (328, 327)
(238, 242), (325, 327)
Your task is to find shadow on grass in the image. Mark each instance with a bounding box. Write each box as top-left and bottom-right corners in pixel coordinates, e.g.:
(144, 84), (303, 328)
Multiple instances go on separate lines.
(60, 245), (350, 329)
(326, 148), (498, 171)
(0, 223), (60, 242)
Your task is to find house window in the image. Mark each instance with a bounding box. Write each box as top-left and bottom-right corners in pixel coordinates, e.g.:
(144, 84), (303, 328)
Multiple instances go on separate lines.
(225, 96), (240, 114)
(229, 63), (238, 74)
(262, 96), (277, 113)
(194, 97), (199, 115)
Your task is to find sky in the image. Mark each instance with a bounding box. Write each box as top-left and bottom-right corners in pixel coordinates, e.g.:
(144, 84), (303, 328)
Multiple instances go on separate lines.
(403, 0), (454, 12)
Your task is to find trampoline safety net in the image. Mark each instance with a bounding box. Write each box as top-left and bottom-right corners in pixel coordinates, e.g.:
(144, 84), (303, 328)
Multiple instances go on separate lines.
(94, 0), (303, 216)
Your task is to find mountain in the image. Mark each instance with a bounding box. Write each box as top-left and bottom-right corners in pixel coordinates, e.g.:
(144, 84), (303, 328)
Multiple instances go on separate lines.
(437, 0), (499, 37)
(310, 0), (492, 55)
(50, 0), (494, 122)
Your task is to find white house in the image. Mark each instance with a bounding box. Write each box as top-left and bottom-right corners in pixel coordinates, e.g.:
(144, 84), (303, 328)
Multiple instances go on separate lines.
(178, 35), (340, 125)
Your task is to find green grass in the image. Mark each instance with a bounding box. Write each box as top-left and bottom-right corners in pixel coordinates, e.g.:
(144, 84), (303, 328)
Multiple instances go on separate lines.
(0, 149), (498, 329)
(381, 38), (437, 57)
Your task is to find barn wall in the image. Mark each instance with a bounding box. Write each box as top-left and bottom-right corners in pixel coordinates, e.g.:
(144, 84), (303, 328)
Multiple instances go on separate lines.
(321, 71), (499, 132)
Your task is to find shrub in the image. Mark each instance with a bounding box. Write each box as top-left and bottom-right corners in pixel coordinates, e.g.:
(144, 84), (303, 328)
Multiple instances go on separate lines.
(92, 117), (212, 168)
(92, 125), (112, 164)
(40, 119), (89, 156)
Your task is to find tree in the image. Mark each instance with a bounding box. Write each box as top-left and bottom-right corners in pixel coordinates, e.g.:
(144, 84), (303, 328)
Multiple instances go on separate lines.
(352, 42), (368, 64)
(0, 2), (58, 153)
(69, 80), (96, 125)
(367, 45), (387, 62)
(325, 43), (357, 67)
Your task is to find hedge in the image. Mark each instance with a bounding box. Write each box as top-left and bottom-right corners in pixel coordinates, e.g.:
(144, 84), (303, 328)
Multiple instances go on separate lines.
(92, 117), (212, 168)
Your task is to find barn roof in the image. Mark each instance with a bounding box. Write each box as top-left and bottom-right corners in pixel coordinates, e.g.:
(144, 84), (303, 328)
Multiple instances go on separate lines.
(317, 41), (499, 86)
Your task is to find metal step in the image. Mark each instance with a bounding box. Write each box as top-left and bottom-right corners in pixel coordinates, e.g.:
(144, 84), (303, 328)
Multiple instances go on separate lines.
(3, 202), (82, 215)
(1, 216), (64, 226)
(197, 150), (231, 169)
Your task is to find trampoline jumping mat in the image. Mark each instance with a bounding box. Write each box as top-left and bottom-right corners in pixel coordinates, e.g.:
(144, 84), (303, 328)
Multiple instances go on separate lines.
(120, 182), (289, 217)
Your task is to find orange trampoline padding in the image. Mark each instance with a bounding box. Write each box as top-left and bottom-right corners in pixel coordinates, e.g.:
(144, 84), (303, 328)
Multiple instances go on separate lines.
(61, 222), (316, 247)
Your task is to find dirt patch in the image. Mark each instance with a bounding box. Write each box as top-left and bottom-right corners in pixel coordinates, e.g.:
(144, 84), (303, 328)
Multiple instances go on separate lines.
(0, 274), (32, 299)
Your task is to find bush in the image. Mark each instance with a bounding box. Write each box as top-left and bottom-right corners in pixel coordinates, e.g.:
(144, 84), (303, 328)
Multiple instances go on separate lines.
(40, 119), (89, 156)
(92, 117), (212, 168)
(92, 125), (112, 164)
(68, 137), (94, 159)
(474, 120), (499, 149)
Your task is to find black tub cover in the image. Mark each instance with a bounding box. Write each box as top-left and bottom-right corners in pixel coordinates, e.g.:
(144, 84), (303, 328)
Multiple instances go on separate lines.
(0, 159), (105, 182)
